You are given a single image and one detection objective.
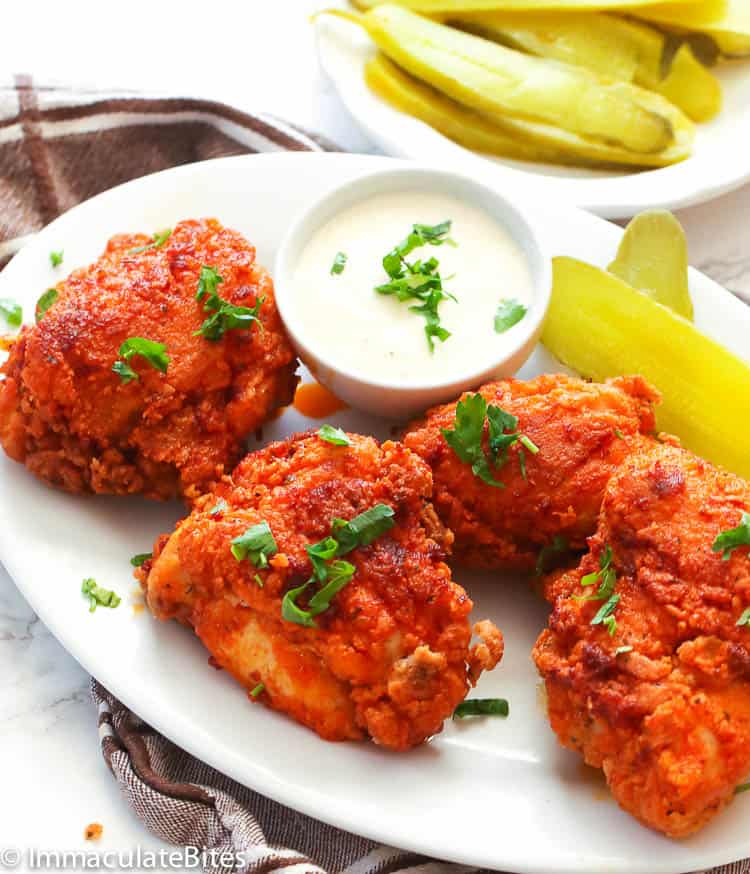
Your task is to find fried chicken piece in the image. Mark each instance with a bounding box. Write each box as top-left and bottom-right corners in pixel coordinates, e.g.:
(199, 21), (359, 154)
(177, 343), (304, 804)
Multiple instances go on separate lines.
(534, 442), (750, 837)
(0, 219), (297, 501)
(402, 373), (659, 571)
(138, 431), (503, 750)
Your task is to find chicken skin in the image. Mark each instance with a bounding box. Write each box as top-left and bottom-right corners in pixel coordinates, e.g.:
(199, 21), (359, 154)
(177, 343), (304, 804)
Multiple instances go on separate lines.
(0, 218), (297, 501)
(403, 374), (659, 571)
(138, 431), (503, 750)
(534, 442), (750, 837)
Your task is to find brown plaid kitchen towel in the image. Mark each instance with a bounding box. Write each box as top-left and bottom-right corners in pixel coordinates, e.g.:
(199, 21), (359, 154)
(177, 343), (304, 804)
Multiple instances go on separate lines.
(93, 680), (459, 874)
(0, 74), (334, 269)
(2, 75), (747, 874)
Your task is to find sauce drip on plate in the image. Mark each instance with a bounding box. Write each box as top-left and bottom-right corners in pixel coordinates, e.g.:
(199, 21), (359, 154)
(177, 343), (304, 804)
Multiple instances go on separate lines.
(293, 382), (347, 418)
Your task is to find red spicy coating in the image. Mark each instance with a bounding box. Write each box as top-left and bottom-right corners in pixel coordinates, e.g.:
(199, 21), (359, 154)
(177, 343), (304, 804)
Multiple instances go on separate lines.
(535, 442), (750, 837)
(0, 218), (298, 501)
(403, 373), (660, 570)
(139, 431), (503, 750)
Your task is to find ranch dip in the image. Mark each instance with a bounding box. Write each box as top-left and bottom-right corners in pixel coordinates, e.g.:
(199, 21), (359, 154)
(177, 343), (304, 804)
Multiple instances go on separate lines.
(291, 190), (534, 386)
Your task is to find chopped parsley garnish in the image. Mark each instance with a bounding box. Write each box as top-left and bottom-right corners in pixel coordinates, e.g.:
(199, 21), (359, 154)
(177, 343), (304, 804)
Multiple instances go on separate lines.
(382, 220), (455, 276)
(591, 593), (620, 636)
(736, 783), (750, 795)
(712, 512), (750, 560)
(282, 580), (317, 628)
(281, 504), (395, 628)
(249, 683), (265, 698)
(112, 337), (169, 383)
(306, 559), (356, 614)
(737, 607), (750, 628)
(614, 645), (633, 656)
(112, 361), (137, 383)
(494, 298), (527, 334)
(330, 252), (347, 275)
(196, 296), (264, 341)
(0, 298), (22, 328)
(151, 229), (172, 248)
(306, 536), (339, 582)
(196, 265), (223, 301)
(318, 424), (350, 446)
(414, 220), (454, 242)
(331, 504), (395, 554)
(442, 394), (500, 488)
(231, 521), (278, 568)
(535, 536), (569, 577)
(194, 264), (264, 342)
(49, 249), (64, 267)
(574, 545), (616, 602)
(442, 393), (538, 488)
(614, 429), (625, 440)
(453, 698), (509, 719)
(572, 545), (620, 634)
(209, 498), (228, 516)
(81, 577), (121, 612)
(127, 228), (172, 255)
(376, 221), (456, 352)
(35, 288), (58, 323)
(130, 553), (152, 567)
(254, 573), (264, 588)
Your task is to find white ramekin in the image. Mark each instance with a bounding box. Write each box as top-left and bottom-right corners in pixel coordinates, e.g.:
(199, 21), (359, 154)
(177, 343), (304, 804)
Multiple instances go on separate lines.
(274, 166), (551, 419)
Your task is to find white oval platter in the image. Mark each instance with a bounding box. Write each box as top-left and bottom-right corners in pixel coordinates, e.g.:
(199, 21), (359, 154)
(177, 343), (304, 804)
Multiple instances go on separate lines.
(1, 153), (749, 874)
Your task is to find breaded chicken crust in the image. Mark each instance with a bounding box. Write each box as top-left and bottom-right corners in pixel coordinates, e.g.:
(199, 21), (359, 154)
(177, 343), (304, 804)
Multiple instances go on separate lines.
(139, 431), (503, 750)
(0, 219), (297, 501)
(403, 374), (659, 570)
(534, 442), (750, 837)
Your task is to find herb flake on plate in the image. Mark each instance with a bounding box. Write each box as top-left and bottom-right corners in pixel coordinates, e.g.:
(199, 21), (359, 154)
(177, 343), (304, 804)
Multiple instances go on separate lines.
(0, 298), (22, 328)
(330, 251), (347, 275)
(81, 577), (121, 612)
(454, 698), (509, 719)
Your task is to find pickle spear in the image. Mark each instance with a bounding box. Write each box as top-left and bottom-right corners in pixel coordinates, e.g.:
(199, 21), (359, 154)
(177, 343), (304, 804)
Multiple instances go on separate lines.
(364, 53), (693, 168)
(453, 12), (641, 82)
(352, 0), (700, 12)
(453, 12), (721, 122)
(607, 210), (693, 320)
(322, 5), (681, 154)
(543, 257), (750, 479)
(636, 0), (750, 58)
(653, 43), (721, 123)
(364, 54), (573, 164)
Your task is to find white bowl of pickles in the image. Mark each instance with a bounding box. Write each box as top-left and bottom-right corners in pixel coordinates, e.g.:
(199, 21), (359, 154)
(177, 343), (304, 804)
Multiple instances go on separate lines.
(315, 0), (750, 217)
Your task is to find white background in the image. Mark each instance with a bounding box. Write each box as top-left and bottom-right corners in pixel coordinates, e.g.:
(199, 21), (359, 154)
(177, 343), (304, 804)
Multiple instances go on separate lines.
(1, 1), (750, 870)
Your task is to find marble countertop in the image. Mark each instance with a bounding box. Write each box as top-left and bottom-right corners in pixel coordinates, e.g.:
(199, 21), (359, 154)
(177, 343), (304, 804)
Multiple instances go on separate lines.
(1, 0), (749, 868)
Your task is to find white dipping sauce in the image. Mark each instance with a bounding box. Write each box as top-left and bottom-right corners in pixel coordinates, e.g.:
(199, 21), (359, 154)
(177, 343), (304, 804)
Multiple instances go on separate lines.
(291, 190), (534, 385)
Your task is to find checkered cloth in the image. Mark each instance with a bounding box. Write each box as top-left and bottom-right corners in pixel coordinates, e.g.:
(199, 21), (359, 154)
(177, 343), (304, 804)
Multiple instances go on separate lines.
(0, 74), (332, 269)
(3, 74), (747, 874)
